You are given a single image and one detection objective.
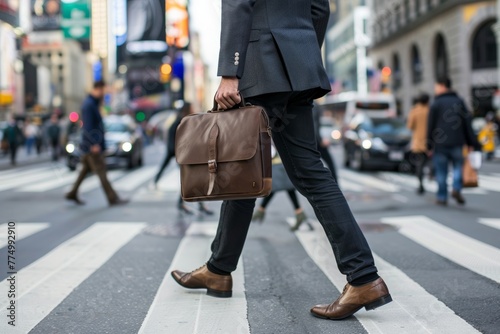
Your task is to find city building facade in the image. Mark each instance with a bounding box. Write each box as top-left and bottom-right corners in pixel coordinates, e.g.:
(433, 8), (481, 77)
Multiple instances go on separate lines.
(325, 0), (371, 94)
(369, 0), (497, 116)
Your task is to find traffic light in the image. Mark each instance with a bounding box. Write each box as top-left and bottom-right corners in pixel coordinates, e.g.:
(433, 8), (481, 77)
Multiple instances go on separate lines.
(159, 64), (172, 83)
(381, 66), (392, 83)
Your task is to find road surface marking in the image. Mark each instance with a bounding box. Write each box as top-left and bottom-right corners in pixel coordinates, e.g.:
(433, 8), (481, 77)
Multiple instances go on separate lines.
(381, 216), (500, 284)
(0, 166), (52, 181)
(340, 170), (400, 192)
(66, 170), (125, 193)
(113, 166), (157, 191)
(338, 179), (365, 192)
(0, 168), (68, 192)
(0, 222), (50, 248)
(295, 223), (480, 334)
(478, 175), (500, 193)
(157, 167), (180, 192)
(0, 222), (146, 334)
(139, 222), (249, 334)
(478, 218), (500, 230)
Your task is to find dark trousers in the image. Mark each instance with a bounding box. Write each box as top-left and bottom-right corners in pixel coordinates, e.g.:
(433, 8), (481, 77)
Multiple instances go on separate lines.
(68, 153), (119, 204)
(433, 146), (464, 201)
(410, 152), (427, 189)
(9, 143), (18, 165)
(208, 91), (377, 283)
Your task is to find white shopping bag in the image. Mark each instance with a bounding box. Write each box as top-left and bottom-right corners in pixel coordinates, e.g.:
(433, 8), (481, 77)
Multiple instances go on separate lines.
(468, 151), (482, 170)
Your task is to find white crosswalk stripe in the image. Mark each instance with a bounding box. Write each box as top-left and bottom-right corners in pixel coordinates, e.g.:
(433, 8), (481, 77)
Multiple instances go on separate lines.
(113, 166), (157, 191)
(381, 215), (500, 284)
(0, 222), (146, 334)
(0, 222), (50, 249)
(139, 222), (249, 334)
(478, 218), (500, 230)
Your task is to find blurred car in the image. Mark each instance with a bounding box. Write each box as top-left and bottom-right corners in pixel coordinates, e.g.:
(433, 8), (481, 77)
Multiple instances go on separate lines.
(343, 114), (411, 171)
(319, 117), (342, 145)
(65, 115), (144, 170)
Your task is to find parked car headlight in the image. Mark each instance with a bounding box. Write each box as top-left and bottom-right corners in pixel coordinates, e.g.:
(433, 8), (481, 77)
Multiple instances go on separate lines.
(362, 139), (372, 150)
(121, 142), (132, 152)
(66, 143), (75, 153)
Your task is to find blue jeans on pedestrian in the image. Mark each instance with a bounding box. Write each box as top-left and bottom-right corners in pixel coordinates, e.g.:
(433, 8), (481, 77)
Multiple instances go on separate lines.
(433, 146), (464, 201)
(208, 91), (377, 283)
(26, 137), (35, 155)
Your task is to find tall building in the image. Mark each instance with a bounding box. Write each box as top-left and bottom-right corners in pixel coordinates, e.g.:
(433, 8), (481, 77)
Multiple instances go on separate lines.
(369, 0), (497, 116)
(324, 0), (371, 94)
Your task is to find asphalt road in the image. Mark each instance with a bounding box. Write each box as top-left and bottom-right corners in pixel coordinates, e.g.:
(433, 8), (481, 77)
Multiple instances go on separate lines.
(0, 142), (499, 334)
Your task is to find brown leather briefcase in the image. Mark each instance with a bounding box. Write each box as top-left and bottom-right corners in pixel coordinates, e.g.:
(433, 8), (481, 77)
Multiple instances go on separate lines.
(175, 101), (272, 201)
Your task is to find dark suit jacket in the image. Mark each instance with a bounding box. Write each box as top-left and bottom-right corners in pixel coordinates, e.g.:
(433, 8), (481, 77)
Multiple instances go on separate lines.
(218, 0), (331, 99)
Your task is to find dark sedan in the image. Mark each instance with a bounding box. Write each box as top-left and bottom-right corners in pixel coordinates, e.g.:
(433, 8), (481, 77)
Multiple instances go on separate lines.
(343, 115), (411, 171)
(65, 116), (144, 170)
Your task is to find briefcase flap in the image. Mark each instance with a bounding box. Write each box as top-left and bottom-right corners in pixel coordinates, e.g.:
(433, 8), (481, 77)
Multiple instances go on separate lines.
(175, 107), (264, 165)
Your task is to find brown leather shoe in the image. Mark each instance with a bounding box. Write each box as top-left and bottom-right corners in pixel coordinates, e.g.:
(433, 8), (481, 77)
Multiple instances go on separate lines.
(310, 278), (392, 320)
(171, 264), (232, 298)
(451, 190), (465, 205)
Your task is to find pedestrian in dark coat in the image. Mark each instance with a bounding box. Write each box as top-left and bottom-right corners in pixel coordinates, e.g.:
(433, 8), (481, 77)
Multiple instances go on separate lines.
(427, 77), (481, 206)
(4, 118), (23, 165)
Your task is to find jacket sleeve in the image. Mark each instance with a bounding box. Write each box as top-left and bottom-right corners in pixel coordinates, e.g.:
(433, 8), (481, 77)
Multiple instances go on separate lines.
(217, 0), (256, 78)
(311, 0), (330, 47)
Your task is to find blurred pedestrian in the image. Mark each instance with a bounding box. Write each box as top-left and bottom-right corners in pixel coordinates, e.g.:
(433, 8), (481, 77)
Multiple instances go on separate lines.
(24, 118), (39, 155)
(172, 0), (392, 320)
(427, 77), (481, 206)
(478, 112), (497, 161)
(407, 93), (430, 194)
(4, 117), (23, 165)
(313, 103), (338, 181)
(47, 114), (61, 161)
(153, 102), (213, 215)
(251, 148), (311, 231)
(66, 81), (128, 206)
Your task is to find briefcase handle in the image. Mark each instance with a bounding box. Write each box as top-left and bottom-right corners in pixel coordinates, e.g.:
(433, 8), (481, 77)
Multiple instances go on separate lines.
(210, 95), (246, 112)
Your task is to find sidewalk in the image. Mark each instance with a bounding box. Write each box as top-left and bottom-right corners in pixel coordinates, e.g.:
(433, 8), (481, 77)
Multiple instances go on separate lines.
(0, 146), (52, 170)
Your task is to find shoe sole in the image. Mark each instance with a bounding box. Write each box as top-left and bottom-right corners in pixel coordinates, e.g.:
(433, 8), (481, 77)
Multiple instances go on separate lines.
(311, 294), (393, 320)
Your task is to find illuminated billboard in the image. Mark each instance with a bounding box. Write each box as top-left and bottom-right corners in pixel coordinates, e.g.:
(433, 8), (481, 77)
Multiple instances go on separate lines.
(166, 0), (189, 49)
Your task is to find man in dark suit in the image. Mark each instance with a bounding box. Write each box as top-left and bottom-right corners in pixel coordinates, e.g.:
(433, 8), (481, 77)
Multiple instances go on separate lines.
(172, 0), (391, 320)
(66, 81), (127, 206)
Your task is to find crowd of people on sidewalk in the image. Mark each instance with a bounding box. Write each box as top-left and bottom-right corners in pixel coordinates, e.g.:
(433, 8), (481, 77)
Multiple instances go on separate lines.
(1, 114), (63, 166)
(407, 76), (498, 206)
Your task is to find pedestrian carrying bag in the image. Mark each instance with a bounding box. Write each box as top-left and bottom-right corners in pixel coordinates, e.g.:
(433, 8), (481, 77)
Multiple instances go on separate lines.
(462, 157), (478, 188)
(175, 99), (272, 201)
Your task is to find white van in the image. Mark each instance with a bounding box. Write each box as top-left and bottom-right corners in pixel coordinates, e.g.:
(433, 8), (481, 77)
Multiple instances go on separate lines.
(320, 92), (397, 127)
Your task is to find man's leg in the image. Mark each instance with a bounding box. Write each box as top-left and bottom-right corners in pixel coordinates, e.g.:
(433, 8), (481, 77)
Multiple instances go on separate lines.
(450, 147), (464, 192)
(208, 199), (256, 272)
(67, 154), (91, 196)
(433, 151), (449, 202)
(154, 151), (174, 184)
(86, 153), (119, 204)
(257, 91), (377, 283)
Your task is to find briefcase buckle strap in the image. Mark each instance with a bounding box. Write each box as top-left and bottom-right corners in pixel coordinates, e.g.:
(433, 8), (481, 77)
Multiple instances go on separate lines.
(207, 124), (220, 196)
(208, 159), (217, 173)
